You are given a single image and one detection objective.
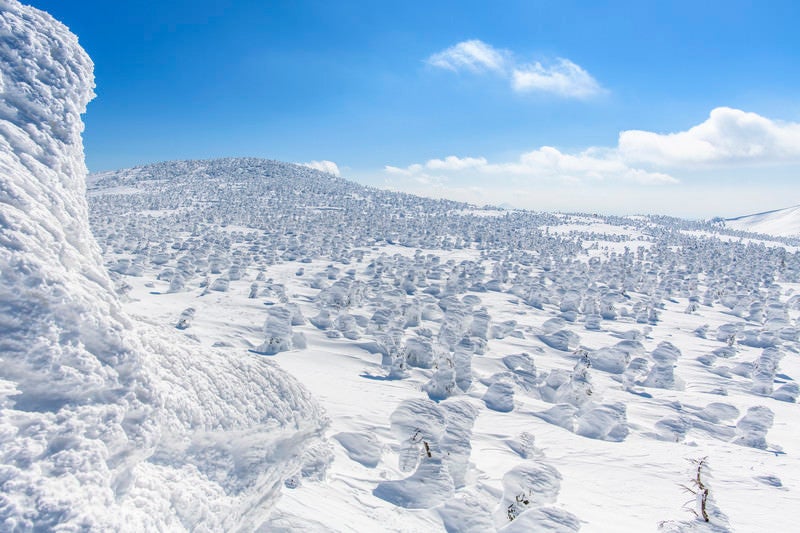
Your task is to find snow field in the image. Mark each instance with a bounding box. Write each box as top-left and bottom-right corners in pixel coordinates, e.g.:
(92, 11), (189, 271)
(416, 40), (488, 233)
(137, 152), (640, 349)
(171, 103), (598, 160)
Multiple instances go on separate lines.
(106, 237), (800, 531)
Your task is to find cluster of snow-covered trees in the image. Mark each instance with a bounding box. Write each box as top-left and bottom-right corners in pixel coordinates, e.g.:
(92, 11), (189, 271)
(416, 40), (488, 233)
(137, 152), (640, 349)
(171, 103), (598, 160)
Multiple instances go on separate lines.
(81, 119), (800, 533)
(88, 158), (799, 461)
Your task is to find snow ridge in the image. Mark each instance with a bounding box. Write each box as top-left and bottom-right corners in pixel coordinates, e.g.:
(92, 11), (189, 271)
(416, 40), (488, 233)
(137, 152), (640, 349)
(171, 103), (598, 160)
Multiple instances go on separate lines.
(0, 1), (326, 530)
(724, 204), (800, 238)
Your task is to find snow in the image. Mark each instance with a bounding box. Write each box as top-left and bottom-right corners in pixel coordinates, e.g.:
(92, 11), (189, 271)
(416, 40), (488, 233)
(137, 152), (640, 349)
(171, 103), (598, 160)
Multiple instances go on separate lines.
(82, 153), (800, 532)
(725, 204), (800, 238)
(4, 1), (800, 531)
(0, 1), (326, 530)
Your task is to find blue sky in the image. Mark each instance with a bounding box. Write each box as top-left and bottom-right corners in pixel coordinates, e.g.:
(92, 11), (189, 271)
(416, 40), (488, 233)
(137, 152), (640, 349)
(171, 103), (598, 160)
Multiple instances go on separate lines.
(30, 0), (800, 217)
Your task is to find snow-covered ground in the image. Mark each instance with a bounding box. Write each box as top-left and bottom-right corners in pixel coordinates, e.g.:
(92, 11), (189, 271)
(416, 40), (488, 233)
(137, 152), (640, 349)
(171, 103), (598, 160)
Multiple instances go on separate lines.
(725, 205), (800, 238)
(3, 1), (800, 531)
(84, 158), (800, 532)
(101, 221), (799, 532)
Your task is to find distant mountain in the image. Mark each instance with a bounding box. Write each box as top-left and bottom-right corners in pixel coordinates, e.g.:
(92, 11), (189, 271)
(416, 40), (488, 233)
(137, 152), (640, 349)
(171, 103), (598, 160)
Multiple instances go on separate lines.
(725, 204), (800, 237)
(85, 157), (572, 256)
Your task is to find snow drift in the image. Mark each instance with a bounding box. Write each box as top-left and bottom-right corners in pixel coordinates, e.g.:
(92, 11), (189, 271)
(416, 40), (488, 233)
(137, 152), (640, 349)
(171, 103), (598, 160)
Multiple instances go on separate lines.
(0, 1), (326, 529)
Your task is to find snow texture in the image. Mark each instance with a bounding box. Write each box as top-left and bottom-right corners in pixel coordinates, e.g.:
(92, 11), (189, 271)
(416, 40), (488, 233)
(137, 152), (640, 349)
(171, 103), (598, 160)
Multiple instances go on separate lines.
(0, 2), (326, 529)
(333, 431), (382, 468)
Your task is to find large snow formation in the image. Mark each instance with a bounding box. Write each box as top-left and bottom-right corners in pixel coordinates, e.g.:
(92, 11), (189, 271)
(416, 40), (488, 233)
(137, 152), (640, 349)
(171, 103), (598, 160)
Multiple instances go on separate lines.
(0, 1), (326, 529)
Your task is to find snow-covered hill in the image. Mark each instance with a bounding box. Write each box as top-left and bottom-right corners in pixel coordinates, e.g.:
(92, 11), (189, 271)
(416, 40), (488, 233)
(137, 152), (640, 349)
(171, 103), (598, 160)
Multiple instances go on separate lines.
(0, 2), (326, 530)
(3, 1), (800, 531)
(725, 204), (800, 238)
(84, 156), (800, 532)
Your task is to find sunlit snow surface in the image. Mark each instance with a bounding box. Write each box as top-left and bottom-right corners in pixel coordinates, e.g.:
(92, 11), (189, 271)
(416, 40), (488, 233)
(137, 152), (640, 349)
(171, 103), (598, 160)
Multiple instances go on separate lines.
(3, 1), (800, 531)
(86, 159), (800, 531)
(0, 2), (326, 530)
(725, 205), (800, 239)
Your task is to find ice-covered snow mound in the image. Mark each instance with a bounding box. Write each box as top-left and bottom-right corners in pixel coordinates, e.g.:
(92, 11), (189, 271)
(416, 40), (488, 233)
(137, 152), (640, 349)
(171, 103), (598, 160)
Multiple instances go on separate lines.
(0, 1), (326, 529)
(373, 398), (478, 508)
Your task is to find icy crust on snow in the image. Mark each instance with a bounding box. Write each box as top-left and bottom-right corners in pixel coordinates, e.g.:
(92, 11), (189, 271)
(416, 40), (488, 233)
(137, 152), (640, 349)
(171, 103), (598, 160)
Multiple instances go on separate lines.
(0, 2), (325, 530)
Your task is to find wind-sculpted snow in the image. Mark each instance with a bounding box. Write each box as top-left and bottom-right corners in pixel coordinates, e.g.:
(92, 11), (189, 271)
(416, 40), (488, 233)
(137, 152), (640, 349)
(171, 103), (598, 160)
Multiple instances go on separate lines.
(497, 463), (580, 531)
(374, 398), (478, 508)
(734, 406), (774, 449)
(588, 341), (637, 374)
(0, 2), (326, 530)
(483, 379), (515, 412)
(644, 341), (684, 390)
(257, 305), (305, 354)
(534, 354), (630, 442)
(333, 431), (382, 468)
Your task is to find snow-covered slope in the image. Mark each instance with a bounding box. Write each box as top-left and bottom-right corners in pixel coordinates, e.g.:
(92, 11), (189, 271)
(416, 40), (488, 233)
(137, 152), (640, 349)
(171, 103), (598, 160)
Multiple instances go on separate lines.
(85, 157), (800, 532)
(0, 2), (326, 530)
(725, 204), (800, 238)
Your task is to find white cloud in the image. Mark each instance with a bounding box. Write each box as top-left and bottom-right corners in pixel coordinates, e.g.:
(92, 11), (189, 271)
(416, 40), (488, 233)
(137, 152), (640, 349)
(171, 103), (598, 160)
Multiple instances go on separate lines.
(384, 165), (409, 176)
(425, 155), (488, 171)
(426, 39), (508, 73)
(426, 39), (603, 99)
(619, 107), (800, 166)
(380, 107), (800, 216)
(511, 59), (603, 98)
(386, 107), (800, 192)
(387, 148), (676, 186)
(384, 164), (449, 187)
(495, 147), (676, 184)
(384, 107), (800, 218)
(300, 160), (340, 176)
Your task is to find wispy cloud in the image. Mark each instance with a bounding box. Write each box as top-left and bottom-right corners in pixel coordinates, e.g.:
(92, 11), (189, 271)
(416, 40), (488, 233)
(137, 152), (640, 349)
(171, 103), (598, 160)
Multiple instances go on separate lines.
(425, 155), (489, 171)
(512, 59), (603, 99)
(426, 39), (508, 73)
(300, 160), (340, 176)
(385, 147), (676, 186)
(426, 39), (603, 99)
